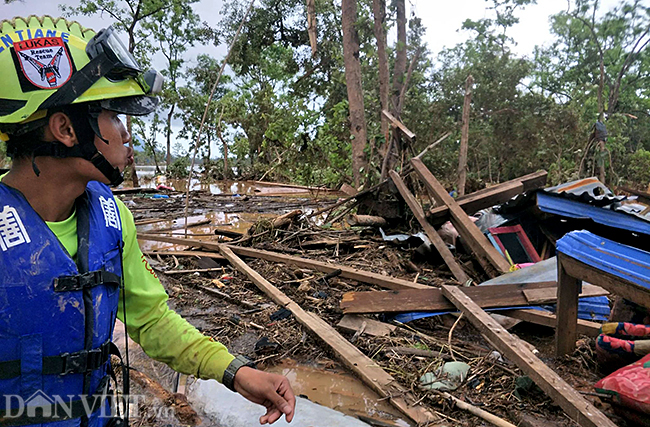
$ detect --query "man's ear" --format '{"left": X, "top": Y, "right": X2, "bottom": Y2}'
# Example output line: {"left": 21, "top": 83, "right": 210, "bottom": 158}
{"left": 47, "top": 112, "right": 78, "bottom": 148}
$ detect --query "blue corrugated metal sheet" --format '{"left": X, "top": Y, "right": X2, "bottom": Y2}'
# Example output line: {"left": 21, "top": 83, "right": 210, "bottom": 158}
{"left": 557, "top": 230, "right": 650, "bottom": 289}
{"left": 393, "top": 301, "right": 609, "bottom": 324}
{"left": 537, "top": 192, "right": 650, "bottom": 236}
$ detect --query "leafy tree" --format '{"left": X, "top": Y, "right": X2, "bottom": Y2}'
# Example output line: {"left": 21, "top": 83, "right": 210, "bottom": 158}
{"left": 61, "top": 0, "right": 174, "bottom": 186}
{"left": 143, "top": 0, "right": 203, "bottom": 166}
{"left": 533, "top": 0, "right": 650, "bottom": 183}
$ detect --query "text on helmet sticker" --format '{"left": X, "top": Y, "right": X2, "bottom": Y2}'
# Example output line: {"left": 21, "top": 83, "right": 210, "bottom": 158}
{"left": 13, "top": 37, "right": 72, "bottom": 90}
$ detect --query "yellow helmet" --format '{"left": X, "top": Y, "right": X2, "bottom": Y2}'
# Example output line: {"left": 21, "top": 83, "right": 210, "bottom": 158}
{"left": 0, "top": 15, "right": 161, "bottom": 128}
{"left": 0, "top": 15, "right": 163, "bottom": 185}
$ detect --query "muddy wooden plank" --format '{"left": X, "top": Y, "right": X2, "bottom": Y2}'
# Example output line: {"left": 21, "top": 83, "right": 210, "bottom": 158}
{"left": 112, "top": 187, "right": 160, "bottom": 195}
{"left": 336, "top": 314, "right": 396, "bottom": 337}
{"left": 146, "top": 219, "right": 212, "bottom": 233}
{"left": 523, "top": 284, "right": 607, "bottom": 304}
{"left": 390, "top": 170, "right": 469, "bottom": 283}
{"left": 428, "top": 181, "right": 523, "bottom": 224}
{"left": 340, "top": 282, "right": 608, "bottom": 314}
{"left": 135, "top": 218, "right": 168, "bottom": 226}
{"left": 561, "top": 254, "right": 650, "bottom": 308}
{"left": 218, "top": 245, "right": 438, "bottom": 425}
{"left": 440, "top": 284, "right": 616, "bottom": 427}
{"left": 428, "top": 170, "right": 549, "bottom": 224}
{"left": 500, "top": 309, "right": 601, "bottom": 337}
{"left": 382, "top": 110, "right": 416, "bottom": 142}
{"left": 411, "top": 157, "right": 511, "bottom": 276}
{"left": 136, "top": 234, "right": 431, "bottom": 290}
{"left": 142, "top": 250, "right": 226, "bottom": 261}
{"left": 164, "top": 268, "right": 223, "bottom": 275}
{"left": 253, "top": 180, "right": 338, "bottom": 192}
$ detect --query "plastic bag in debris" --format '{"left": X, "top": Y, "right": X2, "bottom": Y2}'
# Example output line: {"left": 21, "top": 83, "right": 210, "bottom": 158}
{"left": 379, "top": 228, "right": 441, "bottom": 256}
{"left": 419, "top": 361, "right": 471, "bottom": 391}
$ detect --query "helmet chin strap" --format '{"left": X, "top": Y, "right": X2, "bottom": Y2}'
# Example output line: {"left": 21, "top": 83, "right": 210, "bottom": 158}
{"left": 86, "top": 103, "right": 124, "bottom": 186}
{"left": 30, "top": 103, "right": 124, "bottom": 186}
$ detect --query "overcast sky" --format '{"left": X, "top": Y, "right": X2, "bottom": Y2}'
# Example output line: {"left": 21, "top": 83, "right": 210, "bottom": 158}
{"left": 1, "top": 0, "right": 623, "bottom": 155}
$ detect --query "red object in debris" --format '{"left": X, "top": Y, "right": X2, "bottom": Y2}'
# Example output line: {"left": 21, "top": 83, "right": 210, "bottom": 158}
{"left": 595, "top": 352, "right": 650, "bottom": 426}
{"left": 156, "top": 184, "right": 174, "bottom": 191}
{"left": 221, "top": 275, "right": 233, "bottom": 281}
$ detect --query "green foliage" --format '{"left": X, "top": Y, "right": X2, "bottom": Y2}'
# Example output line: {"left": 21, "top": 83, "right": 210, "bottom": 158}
{"left": 166, "top": 155, "right": 190, "bottom": 178}
{"left": 627, "top": 149, "right": 650, "bottom": 185}
{"left": 55, "top": 0, "right": 650, "bottom": 189}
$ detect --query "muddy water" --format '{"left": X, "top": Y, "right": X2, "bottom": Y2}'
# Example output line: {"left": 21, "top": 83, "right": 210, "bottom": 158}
{"left": 137, "top": 210, "right": 279, "bottom": 252}
{"left": 141, "top": 176, "right": 340, "bottom": 198}
{"left": 267, "top": 360, "right": 412, "bottom": 427}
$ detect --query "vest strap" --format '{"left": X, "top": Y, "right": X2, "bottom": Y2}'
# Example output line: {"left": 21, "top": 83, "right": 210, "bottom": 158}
{"left": 0, "top": 341, "right": 112, "bottom": 380}
{"left": 0, "top": 376, "right": 110, "bottom": 427}
{"left": 53, "top": 271, "right": 121, "bottom": 292}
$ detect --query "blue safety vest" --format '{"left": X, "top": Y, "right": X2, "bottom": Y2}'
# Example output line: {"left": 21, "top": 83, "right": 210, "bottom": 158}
{"left": 0, "top": 181, "right": 123, "bottom": 427}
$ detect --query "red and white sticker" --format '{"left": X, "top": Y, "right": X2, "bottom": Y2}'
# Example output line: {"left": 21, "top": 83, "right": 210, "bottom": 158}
{"left": 13, "top": 37, "right": 72, "bottom": 90}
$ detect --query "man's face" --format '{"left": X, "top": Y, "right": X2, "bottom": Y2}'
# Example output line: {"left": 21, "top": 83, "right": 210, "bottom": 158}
{"left": 93, "top": 109, "right": 133, "bottom": 175}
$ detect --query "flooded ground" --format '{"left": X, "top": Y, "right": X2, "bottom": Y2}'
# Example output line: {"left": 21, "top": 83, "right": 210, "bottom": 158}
{"left": 137, "top": 211, "right": 280, "bottom": 252}
{"left": 137, "top": 174, "right": 341, "bottom": 198}
{"left": 266, "top": 360, "right": 411, "bottom": 427}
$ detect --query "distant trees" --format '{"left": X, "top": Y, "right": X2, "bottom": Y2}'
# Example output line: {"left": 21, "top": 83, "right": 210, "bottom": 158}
{"left": 17, "top": 0, "right": 641, "bottom": 190}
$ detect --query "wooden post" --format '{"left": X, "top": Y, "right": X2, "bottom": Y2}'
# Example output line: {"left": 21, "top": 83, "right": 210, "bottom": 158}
{"left": 441, "top": 285, "right": 617, "bottom": 427}
{"left": 555, "top": 253, "right": 583, "bottom": 356}
{"left": 389, "top": 170, "right": 469, "bottom": 283}
{"left": 458, "top": 75, "right": 474, "bottom": 196}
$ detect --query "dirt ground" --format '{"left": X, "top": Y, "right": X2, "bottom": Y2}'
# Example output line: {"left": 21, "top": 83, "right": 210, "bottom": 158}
{"left": 114, "top": 187, "right": 625, "bottom": 427}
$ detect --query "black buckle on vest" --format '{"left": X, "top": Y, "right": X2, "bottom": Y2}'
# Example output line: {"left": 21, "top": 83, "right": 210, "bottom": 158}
{"left": 54, "top": 270, "right": 121, "bottom": 292}
{"left": 60, "top": 341, "right": 111, "bottom": 375}
{"left": 61, "top": 351, "right": 87, "bottom": 375}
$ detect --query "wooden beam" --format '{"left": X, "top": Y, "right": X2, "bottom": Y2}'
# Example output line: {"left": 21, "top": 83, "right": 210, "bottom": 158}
{"left": 389, "top": 170, "right": 469, "bottom": 283}
{"left": 616, "top": 185, "right": 650, "bottom": 202}
{"left": 164, "top": 268, "right": 223, "bottom": 275}
{"left": 427, "top": 170, "right": 547, "bottom": 225}
{"left": 428, "top": 181, "right": 523, "bottom": 223}
{"left": 135, "top": 218, "right": 168, "bottom": 226}
{"left": 382, "top": 110, "right": 416, "bottom": 142}
{"left": 411, "top": 158, "right": 511, "bottom": 276}
{"left": 440, "top": 285, "right": 617, "bottom": 427}
{"left": 136, "top": 234, "right": 430, "bottom": 290}
{"left": 524, "top": 284, "right": 606, "bottom": 304}
{"left": 341, "top": 282, "right": 607, "bottom": 314}
{"left": 500, "top": 309, "right": 601, "bottom": 337}
{"left": 146, "top": 219, "right": 212, "bottom": 233}
{"left": 560, "top": 254, "right": 650, "bottom": 308}
{"left": 142, "top": 250, "right": 226, "bottom": 260}
{"left": 457, "top": 74, "right": 474, "bottom": 196}
{"left": 229, "top": 245, "right": 431, "bottom": 290}
{"left": 337, "top": 315, "right": 396, "bottom": 337}
{"left": 218, "top": 245, "right": 438, "bottom": 425}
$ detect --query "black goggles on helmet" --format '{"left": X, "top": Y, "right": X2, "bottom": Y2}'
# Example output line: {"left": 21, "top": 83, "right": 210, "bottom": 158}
{"left": 39, "top": 25, "right": 163, "bottom": 111}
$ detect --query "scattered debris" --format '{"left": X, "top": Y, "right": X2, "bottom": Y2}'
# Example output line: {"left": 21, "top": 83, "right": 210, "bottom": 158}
{"left": 122, "top": 169, "right": 650, "bottom": 426}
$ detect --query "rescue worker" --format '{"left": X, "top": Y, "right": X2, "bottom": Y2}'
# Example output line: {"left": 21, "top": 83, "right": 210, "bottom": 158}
{"left": 0, "top": 16, "right": 295, "bottom": 426}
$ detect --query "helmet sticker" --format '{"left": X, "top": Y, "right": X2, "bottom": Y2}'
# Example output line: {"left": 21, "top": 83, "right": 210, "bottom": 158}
{"left": 12, "top": 37, "right": 73, "bottom": 91}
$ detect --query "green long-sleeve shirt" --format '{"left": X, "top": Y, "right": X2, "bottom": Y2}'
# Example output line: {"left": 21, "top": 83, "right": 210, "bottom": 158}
{"left": 46, "top": 195, "right": 235, "bottom": 381}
